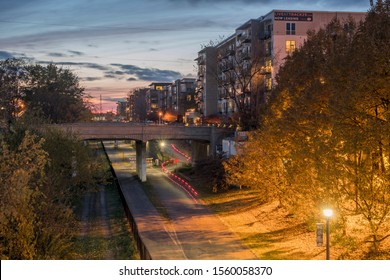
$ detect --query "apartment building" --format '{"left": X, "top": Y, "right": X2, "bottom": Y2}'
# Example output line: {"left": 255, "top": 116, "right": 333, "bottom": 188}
{"left": 146, "top": 82, "right": 171, "bottom": 119}
{"left": 261, "top": 10, "right": 366, "bottom": 84}
{"left": 195, "top": 9, "right": 366, "bottom": 120}
{"left": 127, "top": 79, "right": 196, "bottom": 123}
{"left": 195, "top": 46, "right": 218, "bottom": 117}
{"left": 169, "top": 78, "right": 196, "bottom": 121}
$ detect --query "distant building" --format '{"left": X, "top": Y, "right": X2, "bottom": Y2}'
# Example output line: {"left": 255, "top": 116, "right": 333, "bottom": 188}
{"left": 127, "top": 88, "right": 148, "bottom": 122}
{"left": 126, "top": 79, "right": 196, "bottom": 123}
{"left": 116, "top": 101, "right": 127, "bottom": 117}
{"left": 169, "top": 78, "right": 196, "bottom": 122}
{"left": 146, "top": 82, "right": 171, "bottom": 121}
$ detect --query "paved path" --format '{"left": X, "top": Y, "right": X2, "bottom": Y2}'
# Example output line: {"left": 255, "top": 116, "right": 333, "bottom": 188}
{"left": 104, "top": 141, "right": 256, "bottom": 260}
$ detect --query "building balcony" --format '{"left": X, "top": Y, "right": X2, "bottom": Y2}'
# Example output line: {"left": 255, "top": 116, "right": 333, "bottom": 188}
{"left": 222, "top": 62, "right": 234, "bottom": 72}
{"left": 222, "top": 48, "right": 235, "bottom": 59}
{"left": 197, "top": 57, "right": 205, "bottom": 65}
{"left": 260, "top": 31, "right": 272, "bottom": 40}
{"left": 239, "top": 51, "right": 251, "bottom": 61}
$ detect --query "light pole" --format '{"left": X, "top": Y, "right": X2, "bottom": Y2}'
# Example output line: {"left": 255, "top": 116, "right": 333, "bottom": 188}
{"left": 159, "top": 112, "right": 162, "bottom": 125}
{"left": 323, "top": 208, "right": 333, "bottom": 260}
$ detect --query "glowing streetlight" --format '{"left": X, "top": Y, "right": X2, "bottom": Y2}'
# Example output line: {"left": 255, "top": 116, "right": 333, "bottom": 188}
{"left": 158, "top": 112, "right": 163, "bottom": 125}
{"left": 323, "top": 208, "right": 333, "bottom": 260}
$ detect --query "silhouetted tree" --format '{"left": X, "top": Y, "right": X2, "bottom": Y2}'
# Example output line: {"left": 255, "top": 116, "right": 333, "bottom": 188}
{"left": 0, "top": 59, "right": 27, "bottom": 133}
{"left": 23, "top": 63, "right": 92, "bottom": 123}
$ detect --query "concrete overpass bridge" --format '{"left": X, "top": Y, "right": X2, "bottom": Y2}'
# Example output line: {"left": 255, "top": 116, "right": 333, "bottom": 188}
{"left": 52, "top": 123, "right": 234, "bottom": 182}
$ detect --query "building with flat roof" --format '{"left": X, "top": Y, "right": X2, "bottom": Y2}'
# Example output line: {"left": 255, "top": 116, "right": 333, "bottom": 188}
{"left": 195, "top": 9, "right": 366, "bottom": 122}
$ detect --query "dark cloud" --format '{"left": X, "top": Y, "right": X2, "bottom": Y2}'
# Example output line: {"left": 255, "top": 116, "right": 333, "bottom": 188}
{"left": 0, "top": 51, "right": 14, "bottom": 59}
{"left": 82, "top": 77, "right": 102, "bottom": 81}
{"left": 48, "top": 52, "right": 66, "bottom": 57}
{"left": 68, "top": 50, "right": 85, "bottom": 56}
{"left": 106, "top": 70, "right": 126, "bottom": 76}
{"left": 0, "top": 51, "right": 31, "bottom": 60}
{"left": 167, "top": 0, "right": 270, "bottom": 3}
{"left": 127, "top": 77, "right": 137, "bottom": 81}
{"left": 0, "top": 0, "right": 42, "bottom": 12}
{"left": 111, "top": 63, "right": 181, "bottom": 82}
{"left": 167, "top": 0, "right": 366, "bottom": 5}
{"left": 53, "top": 61, "right": 110, "bottom": 71}
{"left": 102, "top": 97, "right": 126, "bottom": 103}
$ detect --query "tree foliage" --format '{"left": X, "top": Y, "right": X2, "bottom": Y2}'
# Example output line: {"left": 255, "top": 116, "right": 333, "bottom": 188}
{"left": 224, "top": 1, "right": 390, "bottom": 256}
{"left": 216, "top": 39, "right": 267, "bottom": 130}
{"left": 0, "top": 132, "right": 75, "bottom": 259}
{"left": 23, "top": 63, "right": 92, "bottom": 123}
{"left": 194, "top": 155, "right": 228, "bottom": 193}
{"left": 0, "top": 59, "right": 27, "bottom": 133}
{"left": 0, "top": 121, "right": 106, "bottom": 259}
{"left": 0, "top": 59, "right": 92, "bottom": 128}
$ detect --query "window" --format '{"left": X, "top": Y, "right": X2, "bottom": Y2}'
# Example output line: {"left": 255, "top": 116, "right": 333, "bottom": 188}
{"left": 286, "top": 23, "right": 296, "bottom": 35}
{"left": 266, "top": 41, "right": 272, "bottom": 56}
{"left": 286, "top": 40, "right": 296, "bottom": 55}
{"left": 266, "top": 78, "right": 272, "bottom": 91}
{"left": 265, "top": 60, "right": 272, "bottom": 73}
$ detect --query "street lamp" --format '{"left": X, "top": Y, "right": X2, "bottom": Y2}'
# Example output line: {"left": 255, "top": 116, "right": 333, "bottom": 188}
{"left": 323, "top": 208, "right": 333, "bottom": 260}
{"left": 159, "top": 112, "right": 162, "bottom": 125}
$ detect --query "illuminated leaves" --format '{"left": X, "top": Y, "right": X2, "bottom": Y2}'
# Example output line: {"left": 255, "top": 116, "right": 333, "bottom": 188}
{"left": 226, "top": 2, "right": 390, "bottom": 256}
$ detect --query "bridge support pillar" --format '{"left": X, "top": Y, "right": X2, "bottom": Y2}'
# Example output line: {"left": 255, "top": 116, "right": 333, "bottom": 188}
{"left": 136, "top": 140, "right": 147, "bottom": 182}
{"left": 191, "top": 140, "right": 209, "bottom": 165}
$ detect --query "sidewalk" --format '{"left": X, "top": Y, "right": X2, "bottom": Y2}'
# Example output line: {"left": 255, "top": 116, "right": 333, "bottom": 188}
{"left": 104, "top": 141, "right": 256, "bottom": 260}
{"left": 104, "top": 142, "right": 186, "bottom": 259}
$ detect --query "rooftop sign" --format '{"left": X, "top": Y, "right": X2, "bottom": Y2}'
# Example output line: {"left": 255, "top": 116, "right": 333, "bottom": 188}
{"left": 274, "top": 11, "right": 313, "bottom": 21}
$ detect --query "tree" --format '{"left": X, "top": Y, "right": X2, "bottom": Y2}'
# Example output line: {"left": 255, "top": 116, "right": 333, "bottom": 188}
{"left": 225, "top": 1, "right": 390, "bottom": 257}
{"left": 0, "top": 59, "right": 27, "bottom": 133}
{"left": 216, "top": 39, "right": 267, "bottom": 130}
{"left": 0, "top": 132, "right": 77, "bottom": 259}
{"left": 22, "top": 63, "right": 92, "bottom": 123}
{"left": 194, "top": 155, "right": 228, "bottom": 193}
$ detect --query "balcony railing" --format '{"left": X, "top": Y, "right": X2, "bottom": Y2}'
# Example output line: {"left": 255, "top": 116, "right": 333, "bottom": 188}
{"left": 239, "top": 51, "right": 251, "bottom": 61}
{"left": 260, "top": 31, "right": 272, "bottom": 40}
{"left": 221, "top": 62, "right": 234, "bottom": 72}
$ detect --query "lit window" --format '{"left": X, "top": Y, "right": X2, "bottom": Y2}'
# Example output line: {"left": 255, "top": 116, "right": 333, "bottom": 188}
{"left": 286, "top": 23, "right": 296, "bottom": 35}
{"left": 266, "top": 60, "right": 272, "bottom": 73}
{"left": 266, "top": 78, "right": 272, "bottom": 91}
{"left": 286, "top": 40, "right": 296, "bottom": 55}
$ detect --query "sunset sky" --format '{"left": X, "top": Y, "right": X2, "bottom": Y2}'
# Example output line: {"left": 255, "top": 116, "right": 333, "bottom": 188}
{"left": 0, "top": 0, "right": 369, "bottom": 112}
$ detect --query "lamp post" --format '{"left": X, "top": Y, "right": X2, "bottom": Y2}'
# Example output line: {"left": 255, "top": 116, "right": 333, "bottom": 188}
{"left": 159, "top": 112, "right": 162, "bottom": 125}
{"left": 323, "top": 208, "right": 333, "bottom": 260}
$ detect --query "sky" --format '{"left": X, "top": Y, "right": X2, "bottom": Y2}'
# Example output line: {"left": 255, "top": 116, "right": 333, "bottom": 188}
{"left": 0, "top": 0, "right": 370, "bottom": 112}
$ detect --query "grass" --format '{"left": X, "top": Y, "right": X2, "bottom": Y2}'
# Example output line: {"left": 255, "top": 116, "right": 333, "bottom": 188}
{"left": 183, "top": 168, "right": 390, "bottom": 259}
{"left": 72, "top": 141, "right": 138, "bottom": 260}
{"left": 176, "top": 168, "right": 334, "bottom": 260}
{"left": 73, "top": 182, "right": 138, "bottom": 260}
